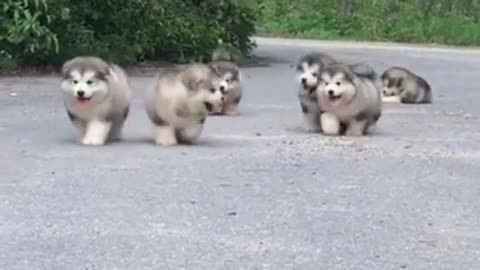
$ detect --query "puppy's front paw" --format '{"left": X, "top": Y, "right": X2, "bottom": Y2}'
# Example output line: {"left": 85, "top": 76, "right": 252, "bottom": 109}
{"left": 345, "top": 120, "right": 367, "bottom": 137}
{"left": 154, "top": 126, "right": 177, "bottom": 146}
{"left": 81, "top": 120, "right": 111, "bottom": 146}
{"left": 382, "top": 95, "right": 401, "bottom": 104}
{"left": 320, "top": 113, "right": 340, "bottom": 136}
{"left": 155, "top": 136, "right": 177, "bottom": 146}
{"left": 81, "top": 135, "right": 107, "bottom": 146}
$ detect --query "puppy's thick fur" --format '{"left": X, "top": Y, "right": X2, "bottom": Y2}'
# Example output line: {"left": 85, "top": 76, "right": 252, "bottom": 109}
{"left": 317, "top": 64, "right": 382, "bottom": 136}
{"left": 381, "top": 66, "right": 432, "bottom": 104}
{"left": 209, "top": 61, "right": 243, "bottom": 115}
{"left": 295, "top": 53, "right": 338, "bottom": 132}
{"left": 145, "top": 63, "right": 223, "bottom": 146}
{"left": 61, "top": 56, "right": 131, "bottom": 145}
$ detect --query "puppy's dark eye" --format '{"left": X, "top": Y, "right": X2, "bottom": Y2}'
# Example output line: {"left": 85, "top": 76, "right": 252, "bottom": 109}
{"left": 312, "top": 73, "right": 318, "bottom": 77}
{"left": 336, "top": 82, "right": 341, "bottom": 86}
{"left": 73, "top": 80, "right": 78, "bottom": 84}
{"left": 226, "top": 79, "right": 231, "bottom": 83}
{"left": 324, "top": 82, "right": 328, "bottom": 86}
{"left": 209, "top": 88, "right": 216, "bottom": 93}
{"left": 86, "top": 80, "right": 93, "bottom": 85}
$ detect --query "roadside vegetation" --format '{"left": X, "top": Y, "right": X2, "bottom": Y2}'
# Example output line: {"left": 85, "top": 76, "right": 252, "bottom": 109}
{"left": 250, "top": 0, "right": 480, "bottom": 46}
{"left": 0, "top": 0, "right": 256, "bottom": 70}
{"left": 1, "top": 0, "right": 479, "bottom": 72}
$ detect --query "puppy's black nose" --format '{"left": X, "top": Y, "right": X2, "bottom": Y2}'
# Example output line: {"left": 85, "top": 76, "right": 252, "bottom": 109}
{"left": 77, "top": 90, "right": 85, "bottom": 97}
{"left": 328, "top": 90, "right": 334, "bottom": 96}
{"left": 301, "top": 78, "right": 307, "bottom": 84}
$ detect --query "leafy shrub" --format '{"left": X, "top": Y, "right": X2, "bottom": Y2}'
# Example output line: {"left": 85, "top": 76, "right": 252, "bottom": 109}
{"left": 0, "top": 0, "right": 257, "bottom": 69}
{"left": 251, "top": 0, "right": 480, "bottom": 46}
{"left": 0, "top": 0, "right": 59, "bottom": 66}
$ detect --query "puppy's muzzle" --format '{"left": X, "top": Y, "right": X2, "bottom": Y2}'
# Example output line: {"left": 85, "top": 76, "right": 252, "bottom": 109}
{"left": 327, "top": 90, "right": 341, "bottom": 100}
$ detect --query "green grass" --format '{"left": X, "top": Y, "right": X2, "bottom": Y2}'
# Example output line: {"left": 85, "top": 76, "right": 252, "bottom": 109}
{"left": 247, "top": 0, "right": 480, "bottom": 46}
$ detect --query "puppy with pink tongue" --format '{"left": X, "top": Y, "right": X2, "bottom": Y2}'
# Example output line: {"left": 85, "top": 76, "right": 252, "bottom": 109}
{"left": 316, "top": 63, "right": 382, "bottom": 137}
{"left": 61, "top": 56, "right": 131, "bottom": 145}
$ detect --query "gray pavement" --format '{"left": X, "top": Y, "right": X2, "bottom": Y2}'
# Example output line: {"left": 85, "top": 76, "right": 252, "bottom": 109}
{"left": 1, "top": 37, "right": 480, "bottom": 270}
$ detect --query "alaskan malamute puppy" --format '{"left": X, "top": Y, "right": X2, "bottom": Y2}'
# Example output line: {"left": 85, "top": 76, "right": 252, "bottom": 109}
{"left": 145, "top": 63, "right": 223, "bottom": 146}
{"left": 381, "top": 66, "right": 432, "bottom": 104}
{"left": 317, "top": 63, "right": 382, "bottom": 136}
{"left": 61, "top": 56, "right": 131, "bottom": 145}
{"left": 295, "top": 53, "right": 338, "bottom": 132}
{"left": 208, "top": 61, "right": 243, "bottom": 115}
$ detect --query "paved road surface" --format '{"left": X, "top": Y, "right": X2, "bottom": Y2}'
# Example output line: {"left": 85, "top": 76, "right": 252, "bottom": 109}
{"left": 1, "top": 37, "right": 480, "bottom": 270}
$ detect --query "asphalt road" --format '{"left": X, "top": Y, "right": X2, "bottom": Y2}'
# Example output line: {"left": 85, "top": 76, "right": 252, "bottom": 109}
{"left": 1, "top": 37, "right": 480, "bottom": 270}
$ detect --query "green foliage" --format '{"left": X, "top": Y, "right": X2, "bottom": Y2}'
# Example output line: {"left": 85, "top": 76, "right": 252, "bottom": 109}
{"left": 251, "top": 0, "right": 480, "bottom": 46}
{"left": 0, "top": 0, "right": 257, "bottom": 69}
{"left": 0, "top": 0, "right": 58, "bottom": 61}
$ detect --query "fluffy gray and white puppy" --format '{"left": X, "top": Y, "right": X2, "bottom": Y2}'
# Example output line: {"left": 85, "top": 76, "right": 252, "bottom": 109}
{"left": 295, "top": 53, "right": 381, "bottom": 132}
{"left": 61, "top": 56, "right": 131, "bottom": 145}
{"left": 295, "top": 53, "right": 338, "bottom": 132}
{"left": 208, "top": 60, "right": 243, "bottom": 115}
{"left": 381, "top": 66, "right": 432, "bottom": 104}
{"left": 317, "top": 63, "right": 382, "bottom": 136}
{"left": 145, "top": 63, "right": 223, "bottom": 146}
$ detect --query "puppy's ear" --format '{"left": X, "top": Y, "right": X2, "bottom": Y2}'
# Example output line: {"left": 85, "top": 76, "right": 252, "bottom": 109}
{"left": 61, "top": 59, "right": 74, "bottom": 79}
{"left": 182, "top": 75, "right": 204, "bottom": 91}
{"left": 95, "top": 66, "right": 111, "bottom": 81}
{"left": 207, "top": 63, "right": 220, "bottom": 76}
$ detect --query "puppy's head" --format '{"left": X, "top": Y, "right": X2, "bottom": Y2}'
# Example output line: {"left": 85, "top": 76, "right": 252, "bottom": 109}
{"left": 317, "top": 64, "right": 357, "bottom": 107}
{"left": 181, "top": 64, "right": 223, "bottom": 113}
{"left": 382, "top": 77, "right": 402, "bottom": 96}
{"left": 209, "top": 61, "right": 241, "bottom": 97}
{"left": 61, "top": 57, "right": 111, "bottom": 107}
{"left": 296, "top": 61, "right": 321, "bottom": 92}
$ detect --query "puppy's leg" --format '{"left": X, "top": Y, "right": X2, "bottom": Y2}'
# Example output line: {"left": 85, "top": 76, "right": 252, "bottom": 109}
{"left": 67, "top": 111, "right": 87, "bottom": 143}
{"left": 108, "top": 108, "right": 129, "bottom": 141}
{"left": 109, "top": 121, "right": 125, "bottom": 141}
{"left": 345, "top": 120, "right": 368, "bottom": 136}
{"left": 81, "top": 119, "right": 112, "bottom": 145}
{"left": 154, "top": 125, "right": 177, "bottom": 146}
{"left": 303, "top": 111, "right": 320, "bottom": 132}
{"left": 320, "top": 112, "right": 340, "bottom": 136}
{"left": 176, "top": 123, "right": 204, "bottom": 144}
{"left": 70, "top": 121, "right": 86, "bottom": 143}
{"left": 223, "top": 96, "right": 241, "bottom": 116}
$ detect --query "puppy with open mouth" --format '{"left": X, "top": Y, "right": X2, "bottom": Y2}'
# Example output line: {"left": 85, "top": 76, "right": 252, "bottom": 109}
{"left": 208, "top": 61, "right": 243, "bottom": 115}
{"left": 316, "top": 63, "right": 382, "bottom": 136}
{"left": 61, "top": 56, "right": 131, "bottom": 145}
{"left": 145, "top": 63, "right": 223, "bottom": 146}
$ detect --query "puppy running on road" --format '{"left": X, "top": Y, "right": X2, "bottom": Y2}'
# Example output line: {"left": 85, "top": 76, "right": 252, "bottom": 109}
{"left": 145, "top": 63, "right": 223, "bottom": 146}
{"left": 317, "top": 63, "right": 382, "bottom": 136}
{"left": 61, "top": 56, "right": 131, "bottom": 145}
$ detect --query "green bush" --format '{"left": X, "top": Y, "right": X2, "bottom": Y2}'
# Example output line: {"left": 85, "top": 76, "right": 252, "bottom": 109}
{"left": 0, "top": 0, "right": 256, "bottom": 69}
{"left": 251, "top": 0, "right": 480, "bottom": 46}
